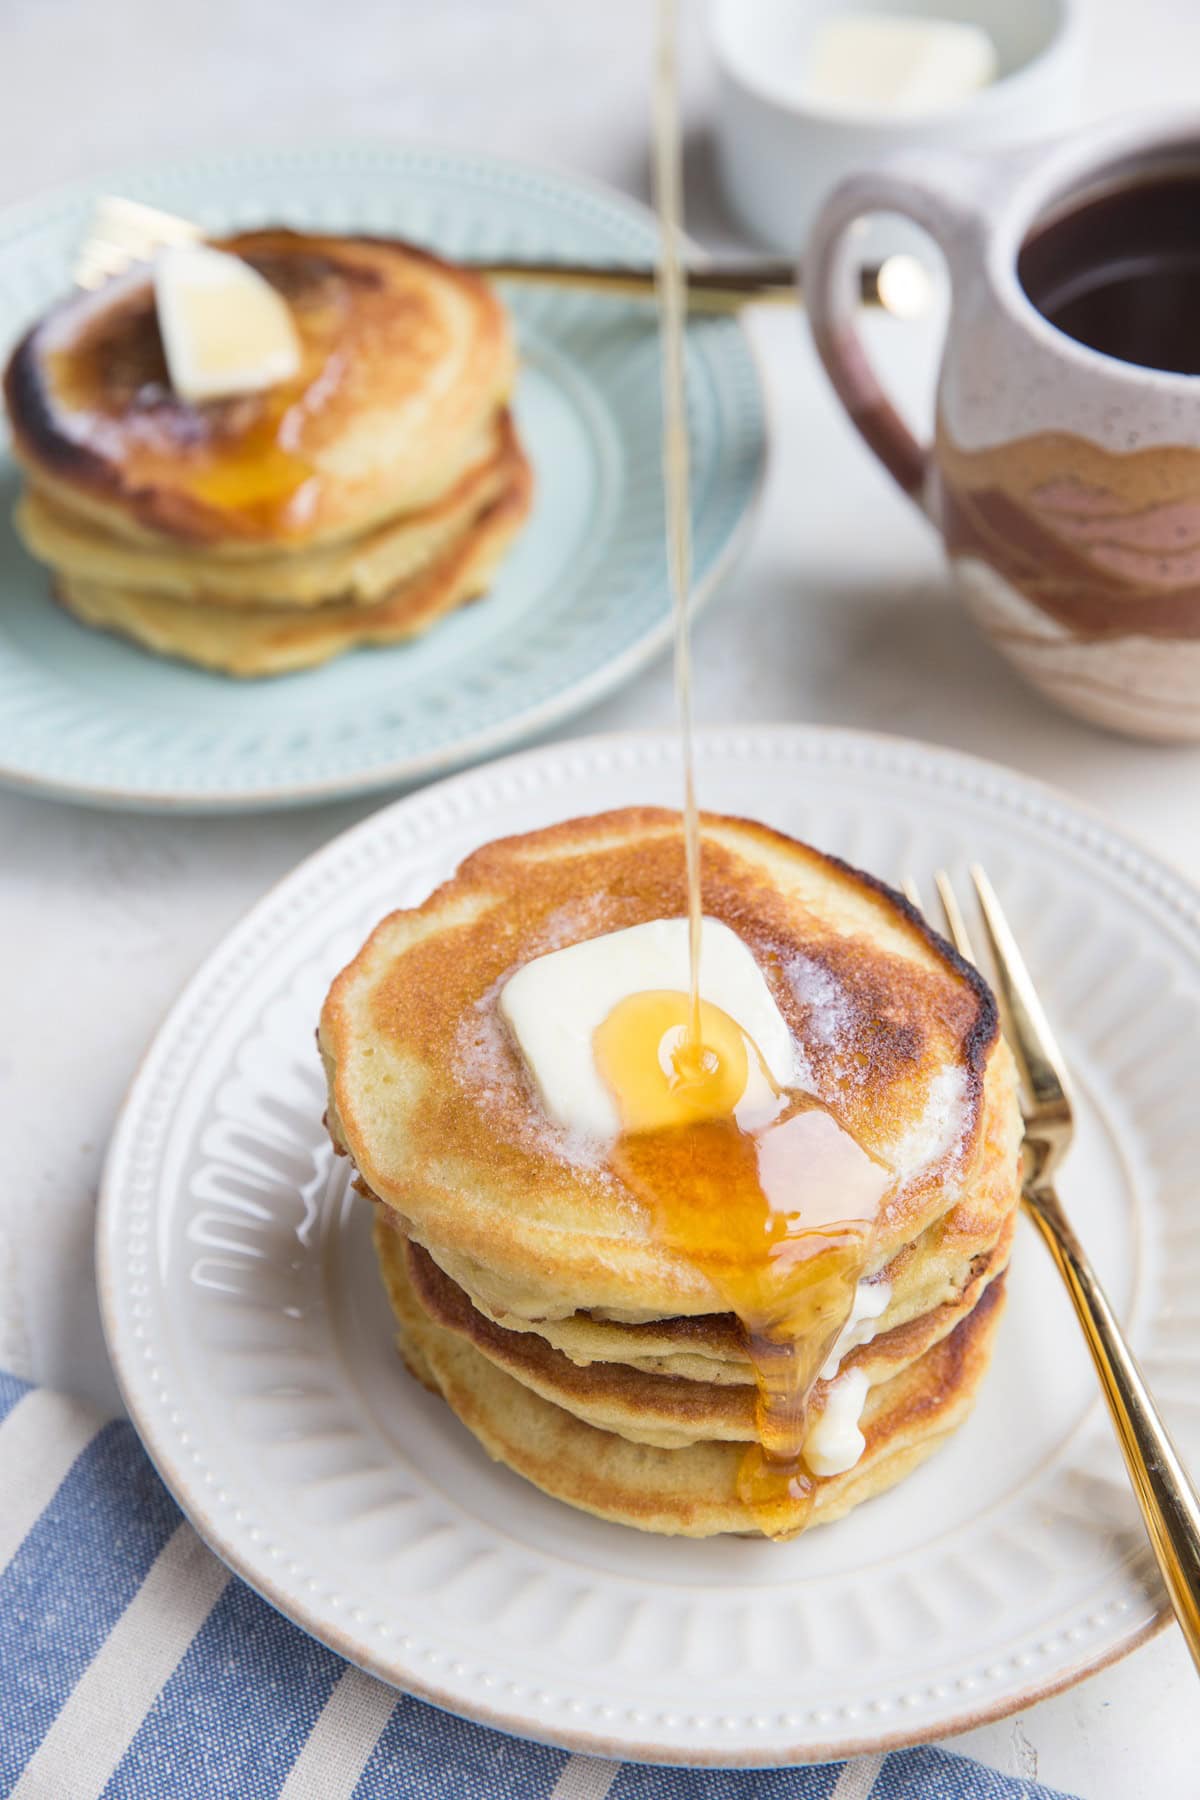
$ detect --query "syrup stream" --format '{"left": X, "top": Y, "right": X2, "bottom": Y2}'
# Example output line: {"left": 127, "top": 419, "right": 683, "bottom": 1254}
{"left": 652, "top": 0, "right": 704, "bottom": 1057}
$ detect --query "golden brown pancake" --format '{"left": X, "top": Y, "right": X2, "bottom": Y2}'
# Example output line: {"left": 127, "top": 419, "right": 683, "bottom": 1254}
{"left": 53, "top": 437, "right": 532, "bottom": 676}
{"left": 391, "top": 1217, "right": 1013, "bottom": 1448}
{"left": 320, "top": 808, "right": 1019, "bottom": 1325}
{"left": 378, "top": 1223, "right": 1009, "bottom": 1538}
{"left": 4, "top": 229, "right": 515, "bottom": 550}
{"left": 14, "top": 414, "right": 513, "bottom": 609}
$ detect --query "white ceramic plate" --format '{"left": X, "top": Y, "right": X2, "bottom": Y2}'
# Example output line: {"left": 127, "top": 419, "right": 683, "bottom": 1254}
{"left": 98, "top": 726, "right": 1196, "bottom": 1765}
{"left": 0, "top": 144, "right": 763, "bottom": 811}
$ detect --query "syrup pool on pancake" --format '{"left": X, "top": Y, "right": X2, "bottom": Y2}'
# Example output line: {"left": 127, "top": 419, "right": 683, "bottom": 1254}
{"left": 499, "top": 918, "right": 896, "bottom": 1537}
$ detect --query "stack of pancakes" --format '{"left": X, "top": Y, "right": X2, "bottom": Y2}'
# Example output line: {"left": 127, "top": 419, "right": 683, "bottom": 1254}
{"left": 319, "top": 808, "right": 1023, "bottom": 1539}
{"left": 4, "top": 229, "right": 531, "bottom": 676}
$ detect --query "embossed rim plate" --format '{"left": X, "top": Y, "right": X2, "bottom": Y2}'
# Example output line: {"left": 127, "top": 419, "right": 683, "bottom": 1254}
{"left": 0, "top": 144, "right": 764, "bottom": 812}
{"left": 98, "top": 726, "right": 1197, "bottom": 1764}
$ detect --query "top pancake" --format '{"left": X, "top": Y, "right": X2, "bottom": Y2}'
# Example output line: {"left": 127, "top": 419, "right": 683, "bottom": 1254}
{"left": 321, "top": 808, "right": 1013, "bottom": 1323}
{"left": 4, "top": 230, "right": 515, "bottom": 551}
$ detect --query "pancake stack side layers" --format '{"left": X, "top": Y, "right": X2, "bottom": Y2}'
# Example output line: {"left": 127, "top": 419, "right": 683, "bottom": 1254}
{"left": 4, "top": 230, "right": 531, "bottom": 675}
{"left": 319, "top": 808, "right": 1024, "bottom": 1539}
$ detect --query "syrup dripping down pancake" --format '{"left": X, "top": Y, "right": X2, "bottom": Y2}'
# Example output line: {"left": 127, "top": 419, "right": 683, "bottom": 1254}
{"left": 14, "top": 414, "right": 511, "bottom": 610}
{"left": 391, "top": 1217, "right": 1014, "bottom": 1450}
{"left": 423, "top": 1142, "right": 1019, "bottom": 1388}
{"left": 50, "top": 433, "right": 532, "bottom": 677}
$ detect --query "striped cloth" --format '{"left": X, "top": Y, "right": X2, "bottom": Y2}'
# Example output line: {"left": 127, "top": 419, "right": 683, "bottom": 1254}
{"left": 0, "top": 1370, "right": 1080, "bottom": 1800}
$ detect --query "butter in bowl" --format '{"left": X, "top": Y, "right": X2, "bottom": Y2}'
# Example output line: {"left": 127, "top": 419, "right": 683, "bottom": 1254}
{"left": 710, "top": 0, "right": 1084, "bottom": 252}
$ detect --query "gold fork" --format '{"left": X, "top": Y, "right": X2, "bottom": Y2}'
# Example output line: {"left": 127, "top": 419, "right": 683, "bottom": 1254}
{"left": 905, "top": 865, "right": 1200, "bottom": 1673}
{"left": 72, "top": 193, "right": 931, "bottom": 316}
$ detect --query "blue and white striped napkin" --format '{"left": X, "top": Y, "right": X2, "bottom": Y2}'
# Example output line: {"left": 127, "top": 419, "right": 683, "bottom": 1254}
{"left": 0, "top": 1369, "right": 1080, "bottom": 1800}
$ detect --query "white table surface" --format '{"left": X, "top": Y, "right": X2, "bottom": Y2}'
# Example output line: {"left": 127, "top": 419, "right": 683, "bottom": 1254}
{"left": 2, "top": 1, "right": 1197, "bottom": 1792}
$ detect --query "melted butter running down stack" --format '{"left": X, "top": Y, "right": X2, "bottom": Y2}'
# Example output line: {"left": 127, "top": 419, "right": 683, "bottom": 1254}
{"left": 319, "top": 809, "right": 1023, "bottom": 1538}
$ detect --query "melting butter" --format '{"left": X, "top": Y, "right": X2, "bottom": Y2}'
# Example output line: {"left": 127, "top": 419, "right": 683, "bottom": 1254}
{"left": 805, "top": 1369, "right": 871, "bottom": 1477}
{"left": 821, "top": 1276, "right": 891, "bottom": 1380}
{"left": 154, "top": 243, "right": 301, "bottom": 404}
{"left": 498, "top": 917, "right": 798, "bottom": 1141}
{"left": 805, "top": 13, "right": 997, "bottom": 117}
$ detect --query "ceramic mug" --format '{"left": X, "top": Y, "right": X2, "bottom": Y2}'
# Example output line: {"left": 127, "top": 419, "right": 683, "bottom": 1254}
{"left": 806, "top": 114, "right": 1200, "bottom": 742}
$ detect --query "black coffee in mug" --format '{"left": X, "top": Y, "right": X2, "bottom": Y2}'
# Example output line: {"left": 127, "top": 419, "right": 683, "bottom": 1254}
{"left": 1018, "top": 172, "right": 1200, "bottom": 375}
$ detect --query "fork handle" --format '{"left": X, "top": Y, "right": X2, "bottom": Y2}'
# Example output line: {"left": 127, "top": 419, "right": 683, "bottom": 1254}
{"left": 467, "top": 258, "right": 890, "bottom": 314}
{"left": 1024, "top": 1181, "right": 1200, "bottom": 1671}
{"left": 470, "top": 257, "right": 796, "bottom": 309}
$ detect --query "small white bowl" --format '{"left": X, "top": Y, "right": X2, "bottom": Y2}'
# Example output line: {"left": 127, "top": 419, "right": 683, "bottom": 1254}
{"left": 710, "top": 0, "right": 1085, "bottom": 253}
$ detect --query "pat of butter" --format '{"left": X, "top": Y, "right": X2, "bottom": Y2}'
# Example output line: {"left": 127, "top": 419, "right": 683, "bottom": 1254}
{"left": 805, "top": 13, "right": 997, "bottom": 117}
{"left": 499, "top": 917, "right": 798, "bottom": 1141}
{"left": 806, "top": 1367, "right": 871, "bottom": 1477}
{"left": 154, "top": 243, "right": 301, "bottom": 404}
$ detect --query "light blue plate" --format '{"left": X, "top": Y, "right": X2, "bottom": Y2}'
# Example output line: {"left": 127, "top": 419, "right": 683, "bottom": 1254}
{"left": 0, "top": 144, "right": 766, "bottom": 811}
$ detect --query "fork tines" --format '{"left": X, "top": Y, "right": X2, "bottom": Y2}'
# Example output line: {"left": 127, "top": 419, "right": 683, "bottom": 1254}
{"left": 905, "top": 864, "right": 1074, "bottom": 1185}
{"left": 74, "top": 195, "right": 201, "bottom": 291}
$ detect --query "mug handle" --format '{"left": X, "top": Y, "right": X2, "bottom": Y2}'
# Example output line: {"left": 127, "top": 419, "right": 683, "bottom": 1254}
{"left": 805, "top": 150, "right": 1013, "bottom": 511}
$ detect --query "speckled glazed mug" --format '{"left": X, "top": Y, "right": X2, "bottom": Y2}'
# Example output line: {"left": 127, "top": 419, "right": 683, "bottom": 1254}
{"left": 806, "top": 115, "right": 1200, "bottom": 742}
